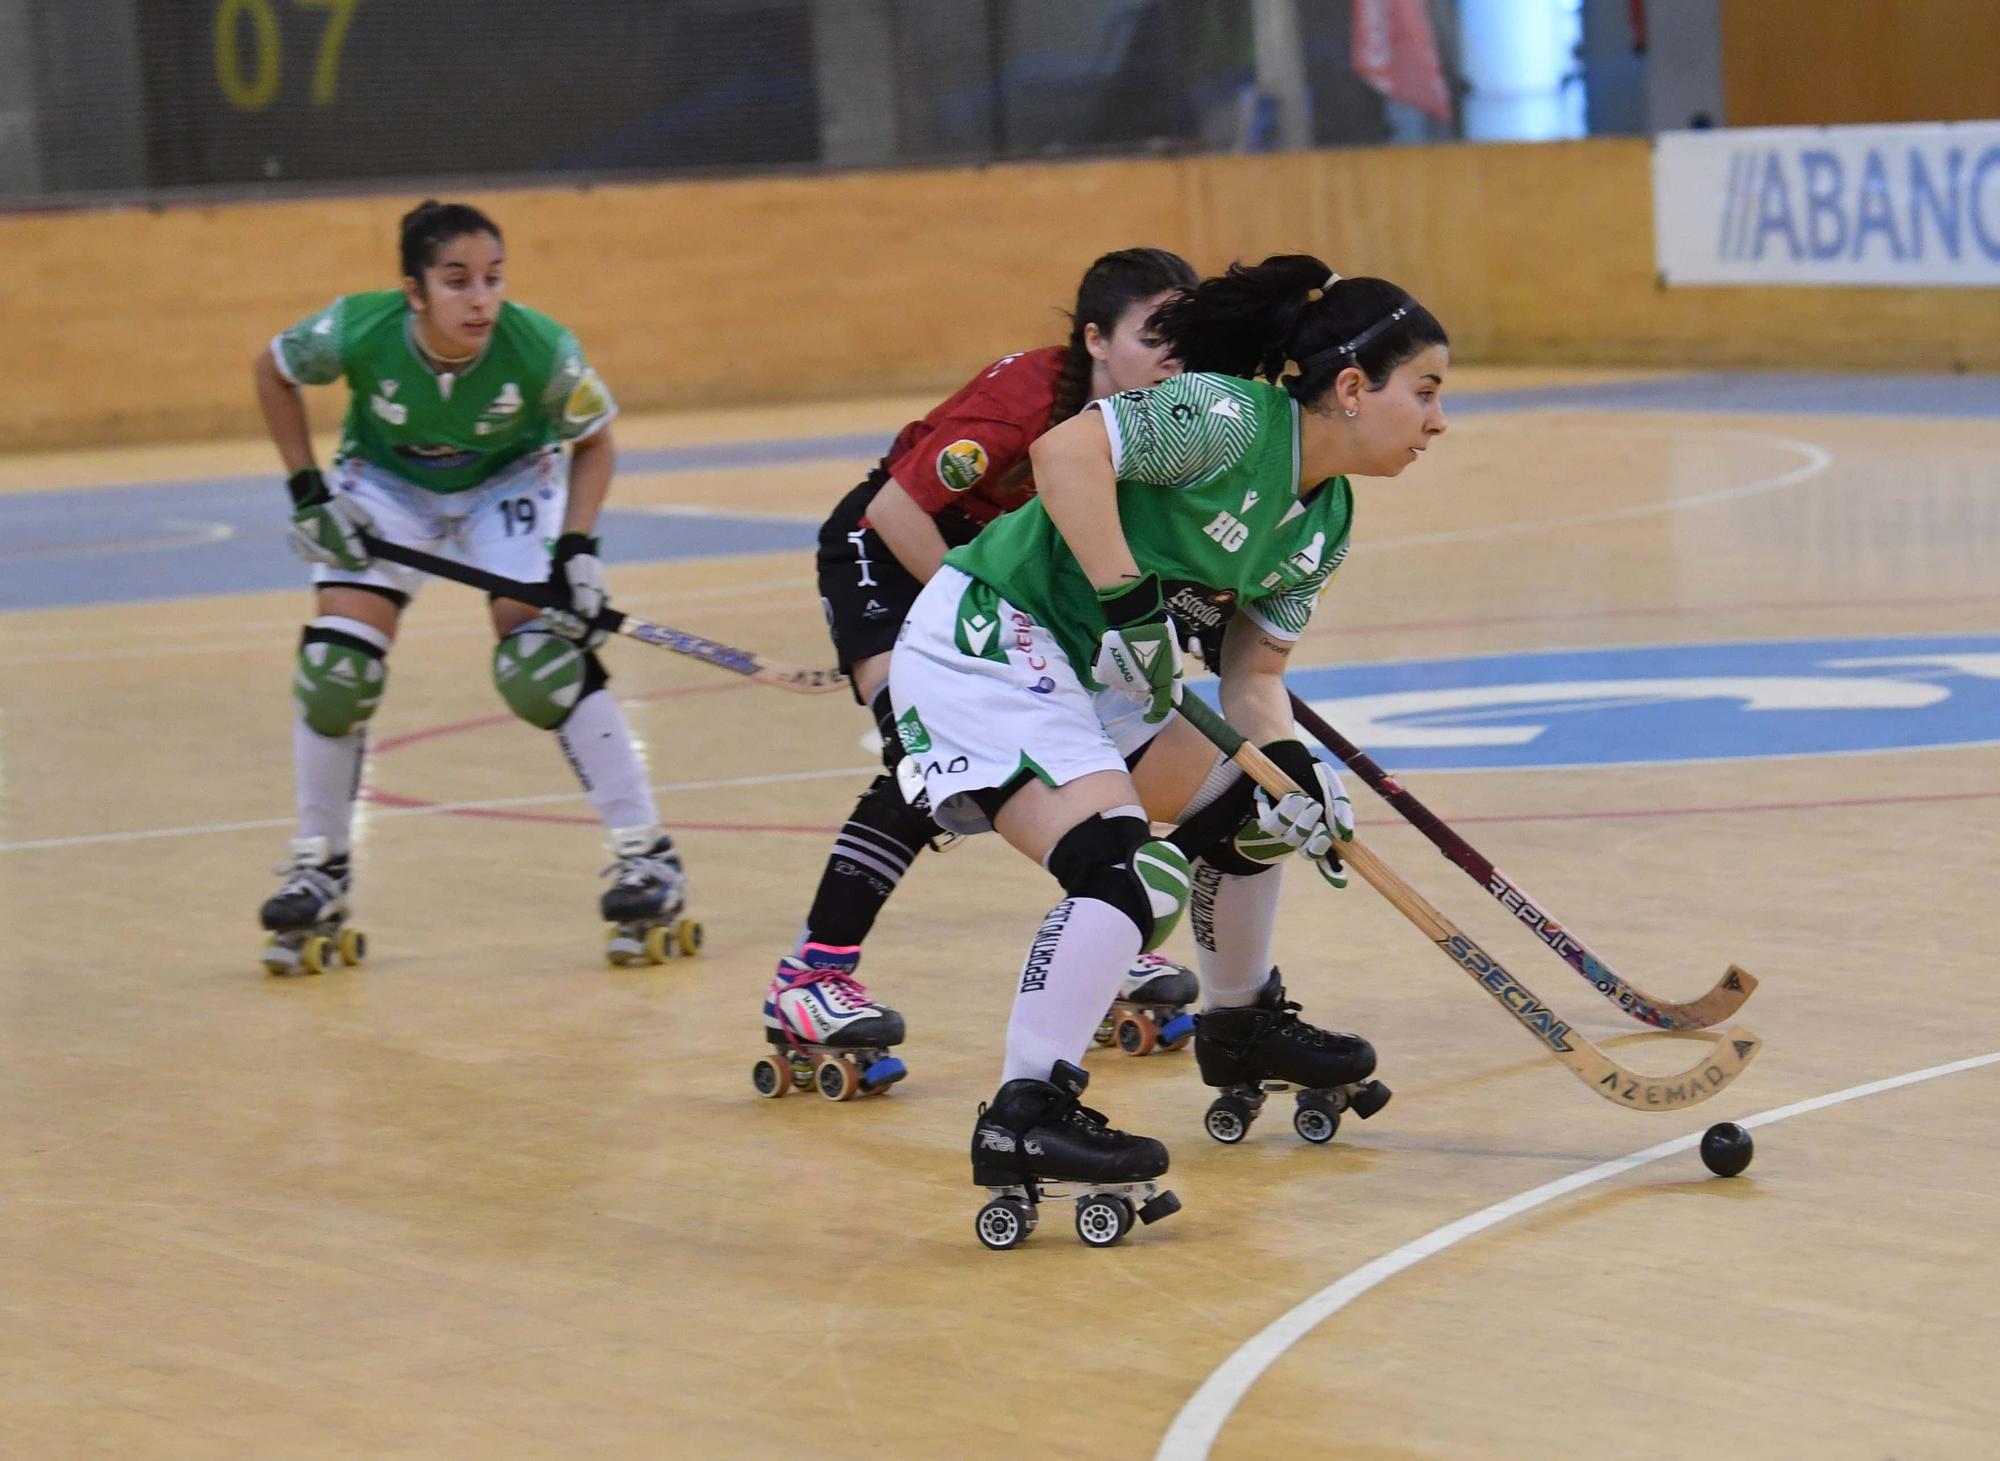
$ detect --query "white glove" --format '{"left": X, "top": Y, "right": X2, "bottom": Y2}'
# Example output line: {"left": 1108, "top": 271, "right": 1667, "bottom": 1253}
{"left": 1091, "top": 574, "right": 1183, "bottom": 725}
{"left": 285, "top": 469, "right": 373, "bottom": 570}
{"left": 1233, "top": 758, "right": 1354, "bottom": 888}
{"left": 546, "top": 532, "right": 609, "bottom": 648}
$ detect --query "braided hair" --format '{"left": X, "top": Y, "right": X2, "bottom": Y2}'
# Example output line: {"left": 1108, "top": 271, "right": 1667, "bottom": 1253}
{"left": 1149, "top": 253, "right": 1446, "bottom": 405}
{"left": 1047, "top": 247, "right": 1199, "bottom": 430}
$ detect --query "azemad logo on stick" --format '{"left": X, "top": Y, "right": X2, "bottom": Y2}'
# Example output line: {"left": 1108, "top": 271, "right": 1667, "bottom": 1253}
{"left": 1266, "top": 636, "right": 2000, "bottom": 772}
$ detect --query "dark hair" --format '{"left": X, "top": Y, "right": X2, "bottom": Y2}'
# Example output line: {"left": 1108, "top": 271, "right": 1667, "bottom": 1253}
{"left": 1049, "top": 247, "right": 1200, "bottom": 428}
{"left": 1149, "top": 253, "right": 1446, "bottom": 404}
{"left": 399, "top": 199, "right": 503, "bottom": 280}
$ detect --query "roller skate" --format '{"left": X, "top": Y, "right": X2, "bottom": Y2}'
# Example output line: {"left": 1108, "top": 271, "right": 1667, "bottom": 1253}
{"left": 752, "top": 944, "right": 908, "bottom": 1101}
{"left": 602, "top": 826, "right": 702, "bottom": 965}
{"left": 1194, "top": 969, "right": 1391, "bottom": 1146}
{"left": 1094, "top": 953, "right": 1199, "bottom": 1056}
{"left": 970, "top": 1059, "right": 1180, "bottom": 1250}
{"left": 259, "top": 836, "right": 364, "bottom": 976}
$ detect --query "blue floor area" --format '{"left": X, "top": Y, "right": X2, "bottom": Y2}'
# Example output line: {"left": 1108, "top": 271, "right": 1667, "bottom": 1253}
{"left": 4, "top": 372, "right": 1993, "bottom": 613}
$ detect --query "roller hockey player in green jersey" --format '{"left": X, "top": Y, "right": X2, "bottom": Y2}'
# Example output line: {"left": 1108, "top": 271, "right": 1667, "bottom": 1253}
{"left": 890, "top": 255, "right": 1449, "bottom": 1246}
{"left": 251, "top": 200, "right": 688, "bottom": 975}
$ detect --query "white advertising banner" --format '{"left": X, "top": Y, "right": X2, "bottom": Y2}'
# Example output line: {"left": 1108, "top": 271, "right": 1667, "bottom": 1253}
{"left": 1653, "top": 120, "right": 2000, "bottom": 287}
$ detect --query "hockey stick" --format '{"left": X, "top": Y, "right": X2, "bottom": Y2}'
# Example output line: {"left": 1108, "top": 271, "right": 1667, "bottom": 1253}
{"left": 355, "top": 534, "right": 849, "bottom": 695}
{"left": 1175, "top": 694, "right": 1761, "bottom": 1112}
{"left": 1287, "top": 692, "right": 1755, "bottom": 1032}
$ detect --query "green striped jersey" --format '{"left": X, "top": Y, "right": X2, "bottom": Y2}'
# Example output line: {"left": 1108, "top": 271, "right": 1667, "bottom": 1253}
{"left": 943, "top": 373, "right": 1351, "bottom": 683}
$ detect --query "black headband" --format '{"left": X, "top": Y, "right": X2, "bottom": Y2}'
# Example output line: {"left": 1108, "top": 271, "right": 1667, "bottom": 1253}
{"left": 1299, "top": 304, "right": 1412, "bottom": 375}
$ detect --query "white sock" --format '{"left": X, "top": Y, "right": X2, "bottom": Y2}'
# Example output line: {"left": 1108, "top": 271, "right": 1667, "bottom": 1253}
{"left": 1191, "top": 858, "right": 1283, "bottom": 1009}
{"left": 556, "top": 689, "right": 660, "bottom": 831}
{"left": 1000, "top": 897, "right": 1142, "bottom": 1084}
{"left": 294, "top": 717, "right": 365, "bottom": 858}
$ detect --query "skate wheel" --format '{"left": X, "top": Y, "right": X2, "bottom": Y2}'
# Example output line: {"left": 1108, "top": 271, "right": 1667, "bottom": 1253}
{"left": 642, "top": 924, "right": 675, "bottom": 964}
{"left": 1137, "top": 1189, "right": 1181, "bottom": 1225}
{"left": 604, "top": 929, "right": 645, "bottom": 967}
{"left": 751, "top": 1055, "right": 792, "bottom": 1098}
{"left": 1115, "top": 1012, "right": 1159, "bottom": 1057}
{"left": 859, "top": 1054, "right": 907, "bottom": 1092}
{"left": 815, "top": 1056, "right": 860, "bottom": 1102}
{"left": 1293, "top": 1097, "right": 1341, "bottom": 1145}
{"left": 260, "top": 936, "right": 301, "bottom": 977}
{"left": 1349, "top": 1080, "right": 1392, "bottom": 1120}
{"left": 1074, "top": 1194, "right": 1131, "bottom": 1248}
{"left": 675, "top": 919, "right": 704, "bottom": 957}
{"left": 337, "top": 926, "right": 367, "bottom": 966}
{"left": 300, "top": 935, "right": 335, "bottom": 976}
{"left": 1158, "top": 1012, "right": 1196, "bottom": 1050}
{"left": 1092, "top": 1016, "right": 1115, "bottom": 1048}
{"left": 1205, "top": 1095, "right": 1253, "bottom": 1145}
{"left": 975, "top": 1198, "right": 1034, "bottom": 1251}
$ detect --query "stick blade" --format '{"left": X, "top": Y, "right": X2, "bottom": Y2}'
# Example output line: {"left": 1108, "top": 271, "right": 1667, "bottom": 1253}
{"left": 1654, "top": 964, "right": 1759, "bottom": 1031}
{"left": 1575, "top": 1025, "right": 1763, "bottom": 1112}
{"left": 754, "top": 664, "right": 852, "bottom": 695}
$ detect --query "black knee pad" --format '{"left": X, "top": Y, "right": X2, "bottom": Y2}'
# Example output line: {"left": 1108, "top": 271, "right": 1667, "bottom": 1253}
{"left": 1045, "top": 812, "right": 1196, "bottom": 954}
{"left": 1048, "top": 813, "right": 1156, "bottom": 942}
{"left": 855, "top": 770, "right": 940, "bottom": 847}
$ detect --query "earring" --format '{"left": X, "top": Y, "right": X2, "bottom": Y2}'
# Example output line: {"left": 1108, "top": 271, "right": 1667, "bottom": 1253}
{"left": 1344, "top": 407, "right": 1357, "bottom": 419}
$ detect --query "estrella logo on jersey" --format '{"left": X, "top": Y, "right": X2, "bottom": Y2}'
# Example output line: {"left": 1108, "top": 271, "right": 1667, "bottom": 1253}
{"left": 563, "top": 369, "right": 612, "bottom": 428}
{"left": 370, "top": 392, "right": 408, "bottom": 426}
{"left": 937, "top": 439, "right": 989, "bottom": 493}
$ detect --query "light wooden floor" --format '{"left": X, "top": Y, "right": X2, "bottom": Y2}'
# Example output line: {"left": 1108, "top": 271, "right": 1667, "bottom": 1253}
{"left": 3, "top": 374, "right": 1998, "bottom": 1459}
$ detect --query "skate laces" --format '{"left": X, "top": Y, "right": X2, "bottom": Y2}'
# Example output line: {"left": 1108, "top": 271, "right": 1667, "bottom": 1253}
{"left": 1268, "top": 991, "right": 1348, "bottom": 1048}
{"left": 271, "top": 856, "right": 343, "bottom": 901}
{"left": 777, "top": 960, "right": 874, "bottom": 1013}
{"left": 602, "top": 845, "right": 683, "bottom": 893}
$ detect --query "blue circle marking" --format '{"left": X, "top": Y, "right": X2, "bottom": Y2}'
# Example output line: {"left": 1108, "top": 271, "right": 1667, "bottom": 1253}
{"left": 1279, "top": 635, "right": 2000, "bottom": 771}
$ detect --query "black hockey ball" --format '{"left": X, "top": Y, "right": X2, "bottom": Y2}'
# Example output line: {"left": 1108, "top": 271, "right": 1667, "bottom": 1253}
{"left": 1700, "top": 1121, "right": 1754, "bottom": 1177}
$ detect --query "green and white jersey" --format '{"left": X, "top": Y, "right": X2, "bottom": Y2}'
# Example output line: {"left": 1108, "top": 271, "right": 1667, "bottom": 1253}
{"left": 270, "top": 289, "right": 616, "bottom": 494}
{"left": 943, "top": 373, "right": 1352, "bottom": 684}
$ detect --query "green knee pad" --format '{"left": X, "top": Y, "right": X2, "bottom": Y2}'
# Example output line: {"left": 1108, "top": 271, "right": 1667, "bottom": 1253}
{"left": 493, "top": 625, "right": 594, "bottom": 730}
{"left": 1131, "top": 838, "right": 1194, "bottom": 954}
{"left": 293, "top": 629, "right": 387, "bottom": 737}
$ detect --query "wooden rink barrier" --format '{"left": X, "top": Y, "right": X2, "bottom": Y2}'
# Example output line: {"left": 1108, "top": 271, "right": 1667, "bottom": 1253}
{"left": 5, "top": 136, "right": 2000, "bottom": 453}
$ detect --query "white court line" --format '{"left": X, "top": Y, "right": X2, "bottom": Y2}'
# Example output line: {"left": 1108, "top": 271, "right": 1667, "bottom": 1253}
{"left": 0, "top": 763, "right": 875, "bottom": 853}
{"left": 1156, "top": 1049, "right": 2000, "bottom": 1461}
{"left": 0, "top": 575, "right": 822, "bottom": 667}
{"left": 0, "top": 518, "right": 236, "bottom": 561}
{"left": 1368, "top": 426, "right": 1832, "bottom": 552}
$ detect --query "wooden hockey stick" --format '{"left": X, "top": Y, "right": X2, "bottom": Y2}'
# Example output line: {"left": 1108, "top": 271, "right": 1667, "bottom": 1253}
{"left": 1175, "top": 694, "right": 1761, "bottom": 1112}
{"left": 357, "top": 534, "right": 849, "bottom": 695}
{"left": 1287, "top": 692, "right": 1755, "bottom": 1032}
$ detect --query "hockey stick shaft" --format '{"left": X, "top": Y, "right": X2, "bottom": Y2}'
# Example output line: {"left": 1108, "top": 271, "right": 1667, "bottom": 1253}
{"left": 356, "top": 534, "right": 848, "bottom": 694}
{"left": 1286, "top": 692, "right": 1754, "bottom": 1031}
{"left": 1175, "top": 694, "right": 1760, "bottom": 1112}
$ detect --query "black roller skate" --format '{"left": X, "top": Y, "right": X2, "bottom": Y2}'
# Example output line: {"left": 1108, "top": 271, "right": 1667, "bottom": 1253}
{"left": 752, "top": 944, "right": 908, "bottom": 1101}
{"left": 259, "top": 836, "right": 364, "bottom": 976}
{"left": 970, "top": 1059, "right": 1180, "bottom": 1250}
{"left": 1194, "top": 969, "right": 1391, "bottom": 1146}
{"left": 601, "top": 826, "right": 702, "bottom": 965}
{"left": 1095, "top": 953, "right": 1200, "bottom": 1057}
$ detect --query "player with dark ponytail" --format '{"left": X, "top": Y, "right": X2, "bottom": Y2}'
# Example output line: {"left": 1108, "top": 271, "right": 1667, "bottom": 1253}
{"left": 757, "top": 247, "right": 1198, "bottom": 1099}
{"left": 251, "top": 200, "right": 692, "bottom": 975}
{"left": 889, "top": 254, "right": 1450, "bottom": 1243}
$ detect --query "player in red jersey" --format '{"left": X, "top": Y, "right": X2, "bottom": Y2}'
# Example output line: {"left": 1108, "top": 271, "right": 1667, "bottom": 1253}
{"left": 754, "top": 249, "right": 1199, "bottom": 1100}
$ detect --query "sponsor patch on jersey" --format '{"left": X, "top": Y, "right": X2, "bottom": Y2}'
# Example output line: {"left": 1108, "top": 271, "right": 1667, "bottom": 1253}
{"left": 936, "top": 439, "right": 989, "bottom": 493}
{"left": 895, "top": 706, "right": 933, "bottom": 754}
{"left": 563, "top": 368, "right": 612, "bottom": 427}
{"left": 392, "top": 444, "right": 483, "bottom": 471}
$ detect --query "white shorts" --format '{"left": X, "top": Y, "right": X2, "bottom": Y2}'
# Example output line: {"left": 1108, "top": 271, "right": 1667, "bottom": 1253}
{"left": 889, "top": 566, "right": 1165, "bottom": 836}
{"left": 313, "top": 450, "right": 566, "bottom": 600}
